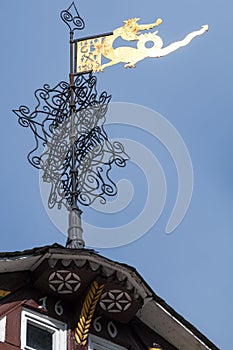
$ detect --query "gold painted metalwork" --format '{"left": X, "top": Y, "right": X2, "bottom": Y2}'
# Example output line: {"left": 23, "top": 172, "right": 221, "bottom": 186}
{"left": 0, "top": 290, "right": 11, "bottom": 298}
{"left": 76, "top": 36, "right": 103, "bottom": 73}
{"left": 149, "top": 343, "right": 162, "bottom": 350}
{"left": 75, "top": 18, "right": 208, "bottom": 73}
{"left": 75, "top": 281, "right": 104, "bottom": 346}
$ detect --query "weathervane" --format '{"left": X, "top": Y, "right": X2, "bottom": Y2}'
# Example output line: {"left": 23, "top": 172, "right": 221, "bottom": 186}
{"left": 13, "top": 2, "right": 129, "bottom": 249}
{"left": 13, "top": 2, "right": 208, "bottom": 249}
{"left": 75, "top": 17, "right": 208, "bottom": 73}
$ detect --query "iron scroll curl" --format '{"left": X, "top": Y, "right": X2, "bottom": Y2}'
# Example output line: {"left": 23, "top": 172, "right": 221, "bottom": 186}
{"left": 13, "top": 73, "right": 129, "bottom": 210}
{"left": 60, "top": 2, "right": 85, "bottom": 32}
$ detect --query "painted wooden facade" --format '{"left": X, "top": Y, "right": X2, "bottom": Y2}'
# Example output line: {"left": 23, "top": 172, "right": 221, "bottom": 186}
{"left": 0, "top": 244, "right": 218, "bottom": 350}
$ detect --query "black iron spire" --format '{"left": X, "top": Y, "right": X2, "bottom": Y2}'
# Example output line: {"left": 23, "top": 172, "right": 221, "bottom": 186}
{"left": 13, "top": 2, "right": 128, "bottom": 249}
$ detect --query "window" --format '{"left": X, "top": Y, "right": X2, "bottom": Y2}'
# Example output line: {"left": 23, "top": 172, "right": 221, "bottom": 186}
{"left": 21, "top": 308, "right": 67, "bottom": 350}
{"left": 89, "top": 334, "right": 127, "bottom": 350}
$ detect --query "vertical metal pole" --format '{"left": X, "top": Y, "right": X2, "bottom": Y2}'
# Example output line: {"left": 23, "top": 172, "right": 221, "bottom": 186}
{"left": 66, "top": 30, "right": 85, "bottom": 249}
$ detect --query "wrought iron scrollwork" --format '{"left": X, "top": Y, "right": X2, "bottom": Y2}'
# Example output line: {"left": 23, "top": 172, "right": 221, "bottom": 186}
{"left": 13, "top": 81, "right": 71, "bottom": 168}
{"left": 13, "top": 73, "right": 129, "bottom": 209}
{"left": 60, "top": 2, "right": 85, "bottom": 32}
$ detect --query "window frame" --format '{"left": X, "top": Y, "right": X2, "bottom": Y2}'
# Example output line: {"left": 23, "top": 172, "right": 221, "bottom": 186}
{"left": 21, "top": 308, "right": 67, "bottom": 350}
{"left": 89, "top": 334, "right": 127, "bottom": 350}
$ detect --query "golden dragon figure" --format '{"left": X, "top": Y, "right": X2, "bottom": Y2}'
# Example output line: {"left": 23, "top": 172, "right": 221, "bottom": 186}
{"left": 92, "top": 18, "right": 208, "bottom": 72}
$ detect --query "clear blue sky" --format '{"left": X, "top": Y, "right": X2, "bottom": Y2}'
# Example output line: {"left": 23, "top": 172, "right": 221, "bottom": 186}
{"left": 0, "top": 1, "right": 232, "bottom": 349}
